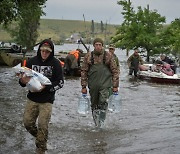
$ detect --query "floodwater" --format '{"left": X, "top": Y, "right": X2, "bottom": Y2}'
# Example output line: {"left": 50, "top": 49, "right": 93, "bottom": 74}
{"left": 0, "top": 47, "right": 180, "bottom": 154}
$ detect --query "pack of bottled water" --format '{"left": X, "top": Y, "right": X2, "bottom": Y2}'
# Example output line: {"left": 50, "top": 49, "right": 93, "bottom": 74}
{"left": 78, "top": 94, "right": 90, "bottom": 114}
{"left": 108, "top": 92, "right": 121, "bottom": 113}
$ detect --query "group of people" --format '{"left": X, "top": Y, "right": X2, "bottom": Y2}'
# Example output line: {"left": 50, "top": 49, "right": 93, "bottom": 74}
{"left": 127, "top": 49, "right": 177, "bottom": 76}
{"left": 17, "top": 38, "right": 120, "bottom": 154}
{"left": 17, "top": 37, "right": 178, "bottom": 153}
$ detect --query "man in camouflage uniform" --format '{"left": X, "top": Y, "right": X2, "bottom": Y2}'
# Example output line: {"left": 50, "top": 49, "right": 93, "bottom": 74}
{"left": 81, "top": 38, "right": 119, "bottom": 127}
{"left": 108, "top": 44, "right": 120, "bottom": 71}
{"left": 127, "top": 49, "right": 143, "bottom": 77}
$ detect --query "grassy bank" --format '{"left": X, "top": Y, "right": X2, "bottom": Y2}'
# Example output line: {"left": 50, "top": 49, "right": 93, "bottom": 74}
{"left": 0, "top": 19, "right": 118, "bottom": 44}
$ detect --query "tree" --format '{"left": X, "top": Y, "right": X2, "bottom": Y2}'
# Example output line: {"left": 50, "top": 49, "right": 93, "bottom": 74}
{"left": 0, "top": 0, "right": 46, "bottom": 26}
{"left": 91, "top": 20, "right": 95, "bottom": 37}
{"left": 100, "top": 21, "right": 104, "bottom": 33}
{"left": 0, "top": 0, "right": 17, "bottom": 26}
{"left": 112, "top": 0, "right": 166, "bottom": 61}
{"left": 0, "top": 0, "right": 47, "bottom": 50}
{"left": 112, "top": 0, "right": 135, "bottom": 56}
{"left": 160, "top": 18, "right": 180, "bottom": 56}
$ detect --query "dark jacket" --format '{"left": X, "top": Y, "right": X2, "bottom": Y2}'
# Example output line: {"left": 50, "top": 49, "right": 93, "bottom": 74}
{"left": 162, "top": 56, "right": 174, "bottom": 65}
{"left": 19, "top": 39, "right": 64, "bottom": 103}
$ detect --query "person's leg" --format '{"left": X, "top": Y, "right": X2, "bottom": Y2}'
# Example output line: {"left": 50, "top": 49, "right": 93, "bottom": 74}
{"left": 64, "top": 56, "right": 72, "bottom": 75}
{"left": 36, "top": 102, "right": 52, "bottom": 153}
{"left": 89, "top": 88, "right": 100, "bottom": 127}
{"left": 98, "top": 88, "right": 110, "bottom": 124}
{"left": 134, "top": 68, "right": 138, "bottom": 77}
{"left": 129, "top": 67, "right": 133, "bottom": 75}
{"left": 23, "top": 99, "right": 39, "bottom": 137}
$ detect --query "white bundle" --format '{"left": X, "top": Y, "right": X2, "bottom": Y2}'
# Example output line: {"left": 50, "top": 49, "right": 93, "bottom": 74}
{"left": 13, "top": 63, "right": 51, "bottom": 92}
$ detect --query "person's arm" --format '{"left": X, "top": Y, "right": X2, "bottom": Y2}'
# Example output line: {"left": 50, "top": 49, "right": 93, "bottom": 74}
{"left": 109, "top": 53, "right": 119, "bottom": 92}
{"left": 139, "top": 56, "right": 144, "bottom": 65}
{"left": 19, "top": 73, "right": 31, "bottom": 87}
{"left": 127, "top": 55, "right": 133, "bottom": 68}
{"left": 47, "top": 59, "right": 64, "bottom": 92}
{"left": 81, "top": 53, "right": 90, "bottom": 94}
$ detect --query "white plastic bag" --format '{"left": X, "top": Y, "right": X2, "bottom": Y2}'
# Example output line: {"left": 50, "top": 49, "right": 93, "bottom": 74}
{"left": 13, "top": 63, "right": 51, "bottom": 92}
{"left": 26, "top": 77, "right": 43, "bottom": 92}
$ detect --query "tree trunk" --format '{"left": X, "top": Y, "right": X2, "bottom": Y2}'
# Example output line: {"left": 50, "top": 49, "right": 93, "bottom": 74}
{"left": 126, "top": 49, "right": 129, "bottom": 56}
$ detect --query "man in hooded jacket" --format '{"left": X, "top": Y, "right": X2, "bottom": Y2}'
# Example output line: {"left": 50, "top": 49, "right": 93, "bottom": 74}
{"left": 19, "top": 39, "right": 64, "bottom": 154}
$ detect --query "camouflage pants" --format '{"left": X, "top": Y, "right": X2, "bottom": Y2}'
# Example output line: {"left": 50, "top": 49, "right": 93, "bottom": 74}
{"left": 23, "top": 99, "right": 52, "bottom": 151}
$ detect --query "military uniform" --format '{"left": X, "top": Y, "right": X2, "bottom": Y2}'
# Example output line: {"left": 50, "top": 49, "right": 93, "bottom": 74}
{"left": 127, "top": 54, "right": 143, "bottom": 77}
{"left": 81, "top": 49, "right": 119, "bottom": 126}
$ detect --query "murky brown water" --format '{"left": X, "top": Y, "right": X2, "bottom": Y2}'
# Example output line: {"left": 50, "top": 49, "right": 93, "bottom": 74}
{"left": 0, "top": 49, "right": 180, "bottom": 154}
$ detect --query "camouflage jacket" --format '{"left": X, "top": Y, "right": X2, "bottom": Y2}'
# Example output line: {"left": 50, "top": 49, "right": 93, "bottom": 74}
{"left": 81, "top": 49, "right": 119, "bottom": 88}
{"left": 127, "top": 54, "right": 143, "bottom": 67}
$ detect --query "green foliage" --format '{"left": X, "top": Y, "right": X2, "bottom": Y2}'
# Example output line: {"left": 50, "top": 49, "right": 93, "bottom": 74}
{"left": 5, "top": 1, "right": 46, "bottom": 50}
{"left": 0, "top": 0, "right": 16, "bottom": 26}
{"left": 0, "top": 0, "right": 47, "bottom": 26}
{"left": 113, "top": 0, "right": 166, "bottom": 61}
{"left": 160, "top": 18, "right": 180, "bottom": 55}
{"left": 0, "top": 0, "right": 47, "bottom": 50}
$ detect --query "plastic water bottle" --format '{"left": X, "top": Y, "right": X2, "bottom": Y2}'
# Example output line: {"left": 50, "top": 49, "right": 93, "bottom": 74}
{"left": 108, "top": 92, "right": 121, "bottom": 112}
{"left": 78, "top": 94, "right": 90, "bottom": 114}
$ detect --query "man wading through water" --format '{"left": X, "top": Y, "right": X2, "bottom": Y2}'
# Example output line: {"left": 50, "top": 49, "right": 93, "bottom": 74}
{"left": 18, "top": 39, "right": 64, "bottom": 154}
{"left": 81, "top": 38, "right": 119, "bottom": 127}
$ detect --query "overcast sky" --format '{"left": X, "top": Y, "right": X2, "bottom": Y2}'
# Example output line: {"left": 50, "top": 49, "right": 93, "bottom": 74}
{"left": 42, "top": 0, "right": 180, "bottom": 25}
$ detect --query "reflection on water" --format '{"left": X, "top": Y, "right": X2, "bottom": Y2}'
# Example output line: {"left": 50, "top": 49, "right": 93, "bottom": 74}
{"left": 0, "top": 48, "right": 180, "bottom": 154}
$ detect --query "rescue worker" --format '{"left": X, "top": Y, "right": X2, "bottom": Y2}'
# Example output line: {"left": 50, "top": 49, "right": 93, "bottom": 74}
{"left": 127, "top": 49, "right": 144, "bottom": 77}
{"left": 108, "top": 44, "right": 120, "bottom": 71}
{"left": 81, "top": 38, "right": 119, "bottom": 127}
{"left": 18, "top": 39, "right": 64, "bottom": 154}
{"left": 64, "top": 49, "right": 83, "bottom": 75}
{"left": 108, "top": 44, "right": 120, "bottom": 96}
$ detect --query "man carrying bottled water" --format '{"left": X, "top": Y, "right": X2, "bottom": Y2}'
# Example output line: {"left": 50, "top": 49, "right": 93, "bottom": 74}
{"left": 81, "top": 38, "right": 120, "bottom": 128}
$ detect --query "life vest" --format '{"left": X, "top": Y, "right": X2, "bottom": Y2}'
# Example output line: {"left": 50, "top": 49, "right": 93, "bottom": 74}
{"left": 69, "top": 50, "right": 79, "bottom": 60}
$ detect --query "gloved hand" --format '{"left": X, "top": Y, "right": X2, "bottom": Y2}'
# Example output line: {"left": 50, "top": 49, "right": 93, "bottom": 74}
{"left": 81, "top": 87, "right": 87, "bottom": 94}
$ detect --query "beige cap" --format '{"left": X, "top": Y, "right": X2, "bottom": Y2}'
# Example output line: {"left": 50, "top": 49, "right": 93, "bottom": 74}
{"left": 40, "top": 43, "right": 52, "bottom": 52}
{"left": 109, "top": 44, "right": 115, "bottom": 49}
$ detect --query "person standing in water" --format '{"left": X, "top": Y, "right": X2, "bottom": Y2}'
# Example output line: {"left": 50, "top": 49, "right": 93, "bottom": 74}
{"left": 108, "top": 44, "right": 120, "bottom": 71}
{"left": 19, "top": 39, "right": 64, "bottom": 154}
{"left": 81, "top": 38, "right": 119, "bottom": 127}
{"left": 127, "top": 49, "right": 143, "bottom": 77}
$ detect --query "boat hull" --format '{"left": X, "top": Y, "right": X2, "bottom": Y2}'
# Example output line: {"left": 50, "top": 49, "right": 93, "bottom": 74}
{"left": 0, "top": 52, "right": 35, "bottom": 67}
{"left": 138, "top": 71, "right": 180, "bottom": 84}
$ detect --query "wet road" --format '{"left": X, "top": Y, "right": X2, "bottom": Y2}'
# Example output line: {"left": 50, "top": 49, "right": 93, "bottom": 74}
{"left": 0, "top": 49, "right": 180, "bottom": 154}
